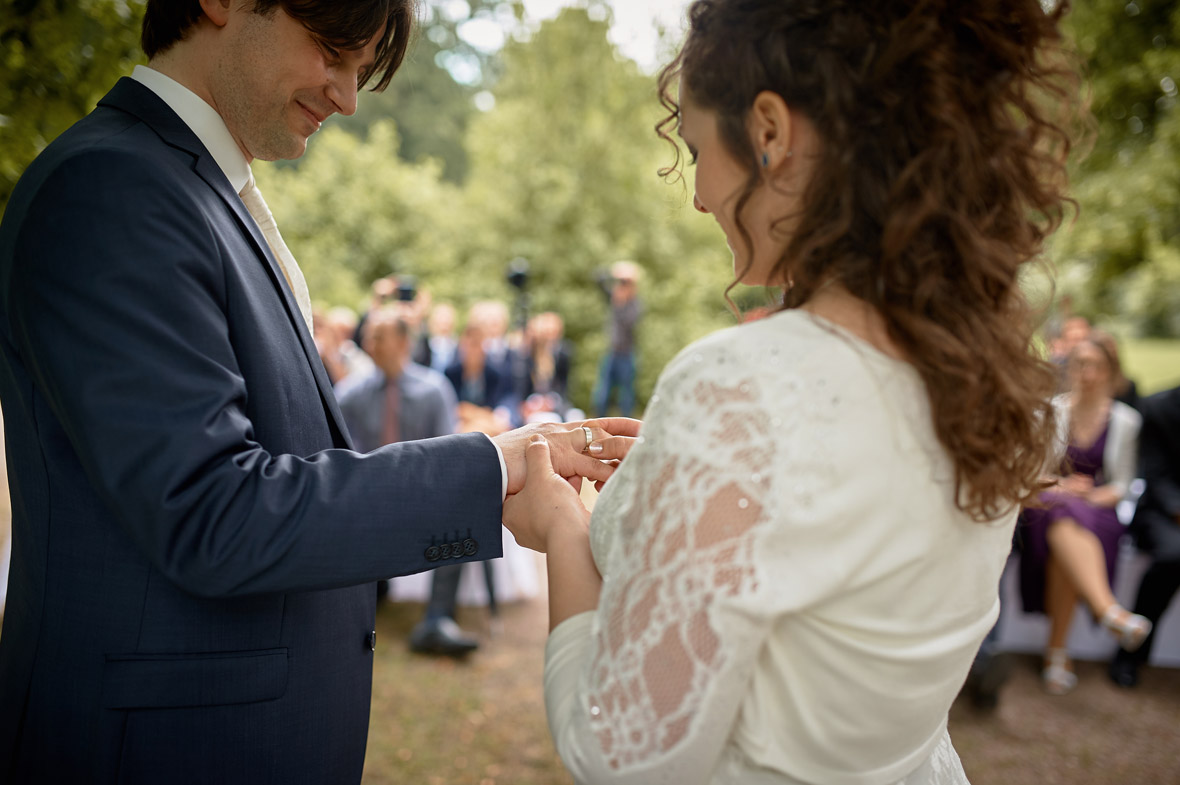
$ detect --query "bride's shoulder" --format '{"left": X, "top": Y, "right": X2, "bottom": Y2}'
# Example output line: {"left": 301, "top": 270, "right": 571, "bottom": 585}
{"left": 658, "top": 309, "right": 839, "bottom": 387}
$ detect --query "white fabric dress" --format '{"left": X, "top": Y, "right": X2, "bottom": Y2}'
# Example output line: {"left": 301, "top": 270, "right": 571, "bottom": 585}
{"left": 544, "top": 310, "right": 1018, "bottom": 785}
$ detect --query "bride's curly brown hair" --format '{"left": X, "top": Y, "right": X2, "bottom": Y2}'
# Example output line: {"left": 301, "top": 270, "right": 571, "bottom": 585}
{"left": 657, "top": 0, "right": 1085, "bottom": 521}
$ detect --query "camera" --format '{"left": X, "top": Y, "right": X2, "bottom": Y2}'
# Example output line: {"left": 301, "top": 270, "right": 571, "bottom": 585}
{"left": 395, "top": 276, "right": 417, "bottom": 302}
{"left": 506, "top": 258, "right": 529, "bottom": 290}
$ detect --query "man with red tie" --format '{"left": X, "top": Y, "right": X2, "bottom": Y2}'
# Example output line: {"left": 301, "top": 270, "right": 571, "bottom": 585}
{"left": 336, "top": 307, "right": 480, "bottom": 656}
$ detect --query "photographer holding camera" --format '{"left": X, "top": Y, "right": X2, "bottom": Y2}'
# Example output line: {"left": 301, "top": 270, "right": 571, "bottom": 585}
{"left": 593, "top": 261, "right": 643, "bottom": 418}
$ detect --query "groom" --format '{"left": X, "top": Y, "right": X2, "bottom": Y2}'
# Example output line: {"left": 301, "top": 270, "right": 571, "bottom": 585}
{"left": 0, "top": 1, "right": 627, "bottom": 782}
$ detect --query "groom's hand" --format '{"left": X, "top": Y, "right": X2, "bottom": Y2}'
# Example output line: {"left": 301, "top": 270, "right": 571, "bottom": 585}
{"left": 493, "top": 418, "right": 641, "bottom": 496}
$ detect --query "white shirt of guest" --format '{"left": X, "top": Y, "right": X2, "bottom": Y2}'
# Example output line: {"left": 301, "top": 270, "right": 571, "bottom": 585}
{"left": 545, "top": 310, "right": 1014, "bottom": 785}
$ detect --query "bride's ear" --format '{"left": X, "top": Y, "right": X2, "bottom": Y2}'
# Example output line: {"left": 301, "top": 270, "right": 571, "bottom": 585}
{"left": 748, "top": 91, "right": 794, "bottom": 173}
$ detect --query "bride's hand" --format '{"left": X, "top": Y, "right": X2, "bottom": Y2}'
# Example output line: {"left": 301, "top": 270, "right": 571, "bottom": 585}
{"left": 503, "top": 436, "right": 591, "bottom": 553}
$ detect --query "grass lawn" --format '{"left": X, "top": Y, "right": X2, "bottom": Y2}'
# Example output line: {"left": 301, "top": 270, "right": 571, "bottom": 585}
{"left": 361, "top": 579, "right": 570, "bottom": 785}
{"left": 360, "top": 568, "right": 1180, "bottom": 785}
{"left": 1122, "top": 338, "right": 1180, "bottom": 396}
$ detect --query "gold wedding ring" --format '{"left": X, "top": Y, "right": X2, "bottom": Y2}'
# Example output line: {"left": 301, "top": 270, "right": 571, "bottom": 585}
{"left": 582, "top": 426, "right": 594, "bottom": 453}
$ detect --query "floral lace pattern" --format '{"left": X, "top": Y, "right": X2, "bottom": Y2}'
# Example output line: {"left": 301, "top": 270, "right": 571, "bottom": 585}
{"left": 586, "top": 370, "right": 774, "bottom": 771}
{"left": 546, "top": 317, "right": 979, "bottom": 785}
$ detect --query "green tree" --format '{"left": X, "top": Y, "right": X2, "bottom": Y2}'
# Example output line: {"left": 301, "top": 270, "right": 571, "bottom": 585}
{"left": 0, "top": 0, "right": 147, "bottom": 208}
{"left": 326, "top": 1, "right": 524, "bottom": 183}
{"left": 254, "top": 121, "right": 464, "bottom": 311}
{"left": 460, "top": 4, "right": 737, "bottom": 409}
{"left": 1054, "top": 0, "right": 1180, "bottom": 335}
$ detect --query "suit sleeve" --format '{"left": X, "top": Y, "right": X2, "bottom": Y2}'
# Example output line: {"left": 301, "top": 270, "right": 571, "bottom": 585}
{"left": 4, "top": 149, "right": 503, "bottom": 598}
{"left": 434, "top": 375, "right": 459, "bottom": 436}
{"left": 1141, "top": 394, "right": 1180, "bottom": 517}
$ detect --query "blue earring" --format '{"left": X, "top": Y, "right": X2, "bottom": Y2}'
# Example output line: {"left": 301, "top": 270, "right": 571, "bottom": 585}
{"left": 761, "top": 152, "right": 770, "bottom": 168}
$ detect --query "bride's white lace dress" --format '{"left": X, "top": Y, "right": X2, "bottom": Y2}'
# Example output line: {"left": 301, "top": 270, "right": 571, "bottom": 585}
{"left": 544, "top": 310, "right": 1017, "bottom": 785}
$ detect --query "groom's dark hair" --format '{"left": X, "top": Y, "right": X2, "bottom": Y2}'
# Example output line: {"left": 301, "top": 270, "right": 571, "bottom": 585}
{"left": 141, "top": 0, "right": 416, "bottom": 91}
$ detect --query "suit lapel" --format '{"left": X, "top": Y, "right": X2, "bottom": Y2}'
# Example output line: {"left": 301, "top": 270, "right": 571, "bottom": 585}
{"left": 98, "top": 79, "right": 354, "bottom": 450}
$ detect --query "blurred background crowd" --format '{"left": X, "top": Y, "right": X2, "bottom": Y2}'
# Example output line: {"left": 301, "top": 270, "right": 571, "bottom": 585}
{"left": 304, "top": 260, "right": 641, "bottom": 656}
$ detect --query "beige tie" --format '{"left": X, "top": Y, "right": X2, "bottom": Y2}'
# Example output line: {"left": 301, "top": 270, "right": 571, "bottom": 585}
{"left": 239, "top": 172, "right": 314, "bottom": 335}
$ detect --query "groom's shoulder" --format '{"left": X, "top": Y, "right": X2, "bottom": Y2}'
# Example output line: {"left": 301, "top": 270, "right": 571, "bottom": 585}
{"left": 8, "top": 112, "right": 183, "bottom": 225}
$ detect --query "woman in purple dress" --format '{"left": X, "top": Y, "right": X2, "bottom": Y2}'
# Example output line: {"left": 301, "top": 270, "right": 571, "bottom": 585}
{"left": 1020, "top": 337, "right": 1149, "bottom": 694}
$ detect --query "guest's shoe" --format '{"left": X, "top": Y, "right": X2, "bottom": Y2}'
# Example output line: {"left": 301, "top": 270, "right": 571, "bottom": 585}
{"left": 1042, "top": 648, "right": 1077, "bottom": 696}
{"left": 1099, "top": 604, "right": 1152, "bottom": 652}
{"left": 964, "top": 653, "right": 1010, "bottom": 711}
{"left": 409, "top": 617, "right": 480, "bottom": 657}
{"left": 1108, "top": 651, "right": 1140, "bottom": 688}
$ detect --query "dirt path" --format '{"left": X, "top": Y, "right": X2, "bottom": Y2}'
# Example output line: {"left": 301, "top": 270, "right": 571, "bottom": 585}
{"left": 363, "top": 556, "right": 1180, "bottom": 785}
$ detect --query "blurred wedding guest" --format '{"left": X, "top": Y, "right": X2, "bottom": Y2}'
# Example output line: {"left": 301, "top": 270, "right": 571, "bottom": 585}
{"left": 1091, "top": 329, "right": 1139, "bottom": 411}
{"left": 502, "top": 1, "right": 1087, "bottom": 782}
{"left": 353, "top": 275, "right": 397, "bottom": 346}
{"left": 0, "top": 407, "right": 9, "bottom": 620}
{"left": 334, "top": 308, "right": 478, "bottom": 657}
{"left": 1020, "top": 337, "right": 1148, "bottom": 694}
{"left": 1042, "top": 293, "right": 1074, "bottom": 348}
{"left": 446, "top": 324, "right": 513, "bottom": 436}
{"left": 466, "top": 301, "right": 523, "bottom": 425}
{"left": 592, "top": 260, "right": 642, "bottom": 418}
{"left": 1050, "top": 314, "right": 1090, "bottom": 392}
{"left": 413, "top": 302, "right": 459, "bottom": 374}
{"left": 315, "top": 306, "right": 374, "bottom": 386}
{"left": 521, "top": 312, "right": 573, "bottom": 421}
{"left": 468, "top": 300, "right": 514, "bottom": 376}
{"left": 1110, "top": 384, "right": 1180, "bottom": 687}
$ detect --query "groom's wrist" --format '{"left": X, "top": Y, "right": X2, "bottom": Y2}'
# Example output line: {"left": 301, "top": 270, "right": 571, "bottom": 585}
{"left": 484, "top": 433, "right": 508, "bottom": 501}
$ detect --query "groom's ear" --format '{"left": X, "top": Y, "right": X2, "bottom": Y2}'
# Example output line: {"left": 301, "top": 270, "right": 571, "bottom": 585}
{"left": 200, "top": 0, "right": 234, "bottom": 28}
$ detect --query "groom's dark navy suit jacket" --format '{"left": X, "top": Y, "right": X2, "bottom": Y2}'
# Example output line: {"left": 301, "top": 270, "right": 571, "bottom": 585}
{"left": 0, "top": 78, "right": 504, "bottom": 783}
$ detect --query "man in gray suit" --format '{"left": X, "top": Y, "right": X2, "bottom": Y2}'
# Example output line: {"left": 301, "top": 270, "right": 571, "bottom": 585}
{"left": 336, "top": 307, "right": 479, "bottom": 656}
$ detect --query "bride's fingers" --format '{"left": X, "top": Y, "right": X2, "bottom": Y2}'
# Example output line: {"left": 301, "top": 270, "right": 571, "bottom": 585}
{"left": 574, "top": 417, "right": 643, "bottom": 440}
{"left": 594, "top": 461, "right": 621, "bottom": 492}
{"left": 587, "top": 435, "right": 637, "bottom": 462}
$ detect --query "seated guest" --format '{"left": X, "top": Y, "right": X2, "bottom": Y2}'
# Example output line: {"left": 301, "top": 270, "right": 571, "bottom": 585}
{"left": 1092, "top": 329, "right": 1139, "bottom": 411}
{"left": 521, "top": 312, "right": 574, "bottom": 421}
{"left": 446, "top": 324, "right": 514, "bottom": 436}
{"left": 335, "top": 308, "right": 479, "bottom": 657}
{"left": 315, "top": 306, "right": 374, "bottom": 386}
{"left": 1049, "top": 315, "right": 1090, "bottom": 392}
{"left": 1020, "top": 337, "right": 1149, "bottom": 694}
{"left": 413, "top": 302, "right": 459, "bottom": 374}
{"left": 1110, "top": 384, "right": 1180, "bottom": 686}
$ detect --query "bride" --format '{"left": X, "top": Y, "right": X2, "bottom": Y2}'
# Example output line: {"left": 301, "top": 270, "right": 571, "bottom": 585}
{"left": 503, "top": 1, "right": 1083, "bottom": 782}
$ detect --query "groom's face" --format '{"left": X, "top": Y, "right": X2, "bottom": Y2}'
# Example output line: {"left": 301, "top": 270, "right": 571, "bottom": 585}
{"left": 212, "top": 4, "right": 382, "bottom": 162}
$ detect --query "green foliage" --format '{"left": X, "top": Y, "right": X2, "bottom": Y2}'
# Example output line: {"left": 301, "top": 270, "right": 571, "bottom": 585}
{"left": 259, "top": 6, "right": 741, "bottom": 412}
{"left": 326, "top": 1, "right": 523, "bottom": 183}
{"left": 1122, "top": 337, "right": 1180, "bottom": 395}
{"left": 1053, "top": 0, "right": 1180, "bottom": 335}
{"left": 254, "top": 121, "right": 464, "bottom": 311}
{"left": 459, "top": 6, "right": 736, "bottom": 408}
{"left": 0, "top": 0, "right": 147, "bottom": 209}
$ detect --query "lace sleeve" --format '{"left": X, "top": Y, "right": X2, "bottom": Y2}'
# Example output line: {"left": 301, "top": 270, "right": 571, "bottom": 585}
{"left": 544, "top": 337, "right": 812, "bottom": 784}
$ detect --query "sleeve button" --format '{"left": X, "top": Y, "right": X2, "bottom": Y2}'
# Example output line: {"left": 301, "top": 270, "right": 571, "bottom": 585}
{"left": 462, "top": 538, "right": 478, "bottom": 556}
{"left": 425, "top": 545, "right": 441, "bottom": 562}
